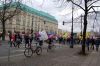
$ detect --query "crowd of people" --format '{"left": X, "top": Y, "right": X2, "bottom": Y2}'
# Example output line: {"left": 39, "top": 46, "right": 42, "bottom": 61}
{"left": 86, "top": 37, "right": 100, "bottom": 51}
{"left": 8, "top": 32, "right": 34, "bottom": 48}
{"left": 0, "top": 31, "right": 100, "bottom": 51}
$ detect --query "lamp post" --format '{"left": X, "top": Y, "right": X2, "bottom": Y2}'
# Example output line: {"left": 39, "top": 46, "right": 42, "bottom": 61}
{"left": 70, "top": 1, "right": 74, "bottom": 48}
{"left": 63, "top": 15, "right": 83, "bottom": 48}
{"left": 63, "top": 20, "right": 74, "bottom": 48}
{"left": 67, "top": 0, "right": 74, "bottom": 48}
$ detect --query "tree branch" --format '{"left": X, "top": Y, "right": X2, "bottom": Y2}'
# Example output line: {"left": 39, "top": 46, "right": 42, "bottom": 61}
{"left": 92, "top": 6, "right": 100, "bottom": 7}
{"left": 70, "top": 0, "right": 85, "bottom": 11}
{"left": 88, "top": 6, "right": 100, "bottom": 11}
{"left": 0, "top": 0, "right": 21, "bottom": 22}
{"left": 5, "top": 3, "right": 21, "bottom": 21}
{"left": 88, "top": 0, "right": 100, "bottom": 8}
{"left": 93, "top": 7, "right": 97, "bottom": 13}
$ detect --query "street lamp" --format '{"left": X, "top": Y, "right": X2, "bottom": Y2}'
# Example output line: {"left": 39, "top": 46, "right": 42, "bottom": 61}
{"left": 63, "top": 14, "right": 83, "bottom": 48}
{"left": 63, "top": 21, "right": 74, "bottom": 48}
{"left": 67, "top": 0, "right": 74, "bottom": 48}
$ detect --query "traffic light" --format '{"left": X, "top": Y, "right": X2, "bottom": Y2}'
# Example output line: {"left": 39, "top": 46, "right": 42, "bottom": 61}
{"left": 63, "top": 21, "right": 64, "bottom": 25}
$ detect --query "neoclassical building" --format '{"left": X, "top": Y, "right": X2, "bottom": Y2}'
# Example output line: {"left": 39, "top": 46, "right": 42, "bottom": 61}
{"left": 0, "top": 3, "right": 58, "bottom": 34}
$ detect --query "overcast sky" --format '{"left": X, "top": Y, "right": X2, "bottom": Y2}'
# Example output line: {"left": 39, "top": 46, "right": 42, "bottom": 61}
{"left": 22, "top": 0, "right": 100, "bottom": 32}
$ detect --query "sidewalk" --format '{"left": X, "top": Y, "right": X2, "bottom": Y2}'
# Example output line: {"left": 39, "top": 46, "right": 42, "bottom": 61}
{"left": 0, "top": 44, "right": 100, "bottom": 66}
{"left": 81, "top": 50, "right": 100, "bottom": 66}
{"left": 0, "top": 41, "right": 100, "bottom": 66}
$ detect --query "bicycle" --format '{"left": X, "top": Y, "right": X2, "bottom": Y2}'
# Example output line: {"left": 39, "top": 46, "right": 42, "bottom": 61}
{"left": 24, "top": 42, "right": 42, "bottom": 57}
{"left": 47, "top": 44, "right": 56, "bottom": 52}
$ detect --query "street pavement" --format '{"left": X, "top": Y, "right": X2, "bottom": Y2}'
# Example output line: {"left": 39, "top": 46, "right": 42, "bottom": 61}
{"left": 0, "top": 41, "right": 68, "bottom": 61}
{"left": 0, "top": 41, "right": 100, "bottom": 66}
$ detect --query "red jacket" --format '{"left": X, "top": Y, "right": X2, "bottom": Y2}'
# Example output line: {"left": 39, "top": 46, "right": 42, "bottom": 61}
{"left": 11, "top": 34, "right": 15, "bottom": 41}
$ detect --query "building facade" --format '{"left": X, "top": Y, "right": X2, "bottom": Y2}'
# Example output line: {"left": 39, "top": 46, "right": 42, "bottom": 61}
{"left": 0, "top": 3, "right": 58, "bottom": 34}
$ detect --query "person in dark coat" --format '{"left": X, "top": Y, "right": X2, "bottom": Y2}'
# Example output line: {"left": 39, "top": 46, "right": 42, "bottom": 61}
{"left": 86, "top": 38, "right": 90, "bottom": 51}
{"left": 48, "top": 38, "right": 53, "bottom": 49}
{"left": 15, "top": 33, "right": 22, "bottom": 48}
{"left": 95, "top": 37, "right": 100, "bottom": 51}
{"left": 24, "top": 33, "right": 30, "bottom": 48}
{"left": 91, "top": 37, "right": 95, "bottom": 50}
{"left": 29, "top": 33, "right": 33, "bottom": 48}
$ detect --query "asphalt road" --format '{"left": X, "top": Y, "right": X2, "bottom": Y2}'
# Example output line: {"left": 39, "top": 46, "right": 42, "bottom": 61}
{"left": 0, "top": 41, "right": 66, "bottom": 59}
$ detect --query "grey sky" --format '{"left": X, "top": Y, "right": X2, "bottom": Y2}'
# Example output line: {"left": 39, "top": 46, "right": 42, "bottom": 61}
{"left": 22, "top": 0, "right": 100, "bottom": 32}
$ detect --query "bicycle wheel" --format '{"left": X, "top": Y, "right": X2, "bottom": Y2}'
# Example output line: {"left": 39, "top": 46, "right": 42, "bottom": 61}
{"left": 36, "top": 47, "right": 42, "bottom": 55}
{"left": 24, "top": 48, "right": 33, "bottom": 57}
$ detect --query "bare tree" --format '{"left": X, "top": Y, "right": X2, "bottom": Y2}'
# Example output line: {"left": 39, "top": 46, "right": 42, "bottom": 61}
{"left": 55, "top": 0, "right": 100, "bottom": 54}
{"left": 0, "top": 0, "right": 21, "bottom": 40}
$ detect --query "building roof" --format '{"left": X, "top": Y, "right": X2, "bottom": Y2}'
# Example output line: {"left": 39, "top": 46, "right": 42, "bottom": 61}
{"left": 0, "top": 2, "right": 58, "bottom": 23}
{"left": 18, "top": 3, "right": 58, "bottom": 23}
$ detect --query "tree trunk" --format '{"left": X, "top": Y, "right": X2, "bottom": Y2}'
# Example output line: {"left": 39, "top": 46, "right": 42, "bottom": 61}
{"left": 82, "top": 14, "right": 87, "bottom": 54}
{"left": 81, "top": 0, "right": 88, "bottom": 55}
{"left": 2, "top": 21, "right": 6, "bottom": 40}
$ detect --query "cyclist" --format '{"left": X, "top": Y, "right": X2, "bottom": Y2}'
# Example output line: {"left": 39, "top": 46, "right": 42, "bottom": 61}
{"left": 38, "top": 35, "right": 43, "bottom": 46}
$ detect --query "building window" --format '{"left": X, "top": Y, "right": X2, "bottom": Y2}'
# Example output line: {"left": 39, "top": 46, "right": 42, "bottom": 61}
{"left": 22, "top": 14, "right": 26, "bottom": 27}
{"left": 16, "top": 15, "right": 20, "bottom": 25}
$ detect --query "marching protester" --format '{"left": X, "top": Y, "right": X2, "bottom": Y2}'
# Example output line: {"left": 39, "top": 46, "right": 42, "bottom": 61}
{"left": 10, "top": 32, "right": 16, "bottom": 47}
{"left": 86, "top": 38, "right": 90, "bottom": 51}
{"left": 38, "top": 31, "right": 44, "bottom": 46}
{"left": 90, "top": 37, "right": 95, "bottom": 50}
{"left": 38, "top": 30, "right": 48, "bottom": 46}
{"left": 15, "top": 33, "right": 22, "bottom": 48}
{"left": 24, "top": 33, "right": 30, "bottom": 48}
{"left": 95, "top": 37, "right": 100, "bottom": 51}
{"left": 29, "top": 33, "right": 34, "bottom": 48}
{"left": 48, "top": 37, "right": 53, "bottom": 49}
